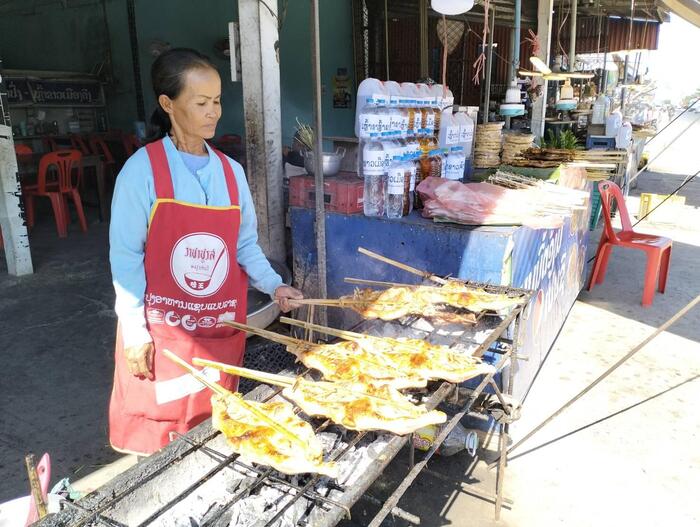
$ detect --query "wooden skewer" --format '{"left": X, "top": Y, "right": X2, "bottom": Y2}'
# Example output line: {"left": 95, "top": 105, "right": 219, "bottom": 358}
{"left": 280, "top": 317, "right": 473, "bottom": 358}
{"left": 280, "top": 316, "right": 367, "bottom": 342}
{"left": 344, "top": 277, "right": 417, "bottom": 288}
{"left": 357, "top": 247, "right": 447, "bottom": 284}
{"left": 222, "top": 320, "right": 300, "bottom": 346}
{"left": 163, "top": 349, "right": 306, "bottom": 447}
{"left": 287, "top": 298, "right": 346, "bottom": 306}
{"left": 192, "top": 358, "right": 294, "bottom": 388}
{"left": 25, "top": 454, "right": 47, "bottom": 519}
{"left": 162, "top": 349, "right": 229, "bottom": 397}
{"left": 192, "top": 358, "right": 420, "bottom": 407}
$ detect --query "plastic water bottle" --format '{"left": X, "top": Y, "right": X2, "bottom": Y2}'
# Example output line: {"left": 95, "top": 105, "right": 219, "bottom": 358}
{"left": 386, "top": 156, "right": 406, "bottom": 219}
{"left": 413, "top": 422, "right": 479, "bottom": 457}
{"left": 440, "top": 148, "right": 448, "bottom": 178}
{"left": 380, "top": 131, "right": 396, "bottom": 172}
{"left": 362, "top": 133, "right": 385, "bottom": 217}
{"left": 403, "top": 154, "right": 415, "bottom": 216}
{"left": 445, "top": 146, "right": 466, "bottom": 181}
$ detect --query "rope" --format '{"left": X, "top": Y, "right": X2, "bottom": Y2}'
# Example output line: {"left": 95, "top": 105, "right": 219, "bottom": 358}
{"left": 472, "top": 0, "right": 490, "bottom": 85}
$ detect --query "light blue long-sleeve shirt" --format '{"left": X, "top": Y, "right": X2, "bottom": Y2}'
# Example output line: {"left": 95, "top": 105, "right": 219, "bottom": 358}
{"left": 109, "top": 135, "right": 283, "bottom": 348}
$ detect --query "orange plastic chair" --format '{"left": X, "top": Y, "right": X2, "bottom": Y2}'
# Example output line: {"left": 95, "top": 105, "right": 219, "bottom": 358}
{"left": 23, "top": 150, "right": 87, "bottom": 238}
{"left": 14, "top": 144, "right": 33, "bottom": 155}
{"left": 587, "top": 181, "right": 672, "bottom": 306}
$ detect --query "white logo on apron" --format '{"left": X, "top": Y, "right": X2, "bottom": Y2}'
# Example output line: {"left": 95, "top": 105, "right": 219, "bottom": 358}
{"left": 170, "top": 232, "right": 230, "bottom": 298}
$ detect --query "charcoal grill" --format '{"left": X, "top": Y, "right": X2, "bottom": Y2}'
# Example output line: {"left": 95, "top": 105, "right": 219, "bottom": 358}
{"left": 37, "top": 281, "right": 531, "bottom": 527}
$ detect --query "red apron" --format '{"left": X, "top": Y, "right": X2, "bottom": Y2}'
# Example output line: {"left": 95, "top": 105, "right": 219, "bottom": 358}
{"left": 109, "top": 139, "right": 248, "bottom": 455}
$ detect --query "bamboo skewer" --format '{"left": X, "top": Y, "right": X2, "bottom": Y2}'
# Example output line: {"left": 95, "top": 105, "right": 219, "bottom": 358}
{"left": 280, "top": 317, "right": 479, "bottom": 360}
{"left": 194, "top": 359, "right": 423, "bottom": 408}
{"left": 222, "top": 320, "right": 300, "bottom": 346}
{"left": 192, "top": 359, "right": 294, "bottom": 388}
{"left": 25, "top": 454, "right": 47, "bottom": 519}
{"left": 357, "top": 247, "right": 448, "bottom": 285}
{"left": 162, "top": 349, "right": 306, "bottom": 447}
{"left": 344, "top": 277, "right": 416, "bottom": 288}
{"left": 281, "top": 316, "right": 367, "bottom": 343}
{"left": 163, "top": 349, "right": 229, "bottom": 397}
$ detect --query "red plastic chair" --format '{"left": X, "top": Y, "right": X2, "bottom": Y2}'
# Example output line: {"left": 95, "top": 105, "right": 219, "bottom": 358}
{"left": 122, "top": 133, "right": 142, "bottom": 157}
{"left": 89, "top": 135, "right": 116, "bottom": 165}
{"left": 587, "top": 181, "right": 672, "bottom": 306}
{"left": 23, "top": 150, "right": 88, "bottom": 238}
{"left": 70, "top": 134, "right": 92, "bottom": 156}
{"left": 14, "top": 143, "right": 33, "bottom": 155}
{"left": 43, "top": 135, "right": 72, "bottom": 152}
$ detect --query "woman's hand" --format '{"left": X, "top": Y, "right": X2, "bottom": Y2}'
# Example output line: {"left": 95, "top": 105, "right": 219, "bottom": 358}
{"left": 125, "top": 342, "right": 155, "bottom": 380}
{"left": 274, "top": 285, "right": 304, "bottom": 312}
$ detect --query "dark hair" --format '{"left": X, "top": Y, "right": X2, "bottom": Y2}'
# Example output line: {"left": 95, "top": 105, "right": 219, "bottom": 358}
{"left": 145, "top": 48, "right": 217, "bottom": 143}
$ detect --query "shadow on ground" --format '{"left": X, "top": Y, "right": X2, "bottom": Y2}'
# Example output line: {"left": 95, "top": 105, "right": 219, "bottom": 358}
{"left": 0, "top": 212, "right": 120, "bottom": 503}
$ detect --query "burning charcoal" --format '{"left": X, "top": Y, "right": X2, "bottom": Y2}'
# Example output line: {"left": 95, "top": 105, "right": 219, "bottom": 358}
{"left": 336, "top": 435, "right": 391, "bottom": 487}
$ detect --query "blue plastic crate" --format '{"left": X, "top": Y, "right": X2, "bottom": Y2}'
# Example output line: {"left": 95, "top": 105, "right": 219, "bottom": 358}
{"left": 586, "top": 135, "right": 616, "bottom": 149}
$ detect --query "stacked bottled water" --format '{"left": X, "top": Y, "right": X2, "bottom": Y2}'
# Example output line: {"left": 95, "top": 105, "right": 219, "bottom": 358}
{"left": 356, "top": 78, "right": 453, "bottom": 219}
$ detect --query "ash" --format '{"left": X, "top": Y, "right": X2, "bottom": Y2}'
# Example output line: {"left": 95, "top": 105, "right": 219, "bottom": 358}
{"left": 145, "top": 426, "right": 392, "bottom": 527}
{"left": 227, "top": 484, "right": 308, "bottom": 527}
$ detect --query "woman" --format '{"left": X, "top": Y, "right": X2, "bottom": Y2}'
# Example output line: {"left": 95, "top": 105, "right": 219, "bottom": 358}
{"left": 108, "top": 48, "right": 303, "bottom": 455}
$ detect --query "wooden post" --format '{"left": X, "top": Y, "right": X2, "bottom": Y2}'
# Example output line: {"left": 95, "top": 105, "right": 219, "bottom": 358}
{"left": 531, "top": 0, "right": 553, "bottom": 142}
{"left": 0, "top": 125, "right": 33, "bottom": 276}
{"left": 237, "top": 0, "right": 286, "bottom": 262}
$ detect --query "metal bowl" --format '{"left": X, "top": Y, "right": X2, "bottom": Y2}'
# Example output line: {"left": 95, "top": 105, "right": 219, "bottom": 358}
{"left": 246, "top": 259, "right": 292, "bottom": 335}
{"left": 303, "top": 147, "right": 346, "bottom": 176}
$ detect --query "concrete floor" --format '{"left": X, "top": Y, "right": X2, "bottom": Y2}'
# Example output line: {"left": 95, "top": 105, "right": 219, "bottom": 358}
{"left": 343, "top": 170, "right": 700, "bottom": 527}
{"left": 1, "top": 152, "right": 699, "bottom": 525}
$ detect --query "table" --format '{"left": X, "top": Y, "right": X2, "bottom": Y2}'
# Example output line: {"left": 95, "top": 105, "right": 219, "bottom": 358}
{"left": 17, "top": 153, "right": 109, "bottom": 221}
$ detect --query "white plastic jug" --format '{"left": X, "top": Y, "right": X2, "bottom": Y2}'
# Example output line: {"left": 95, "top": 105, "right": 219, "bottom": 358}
{"left": 355, "top": 78, "right": 387, "bottom": 137}
{"left": 605, "top": 110, "right": 622, "bottom": 137}
{"left": 616, "top": 121, "right": 633, "bottom": 149}
{"left": 384, "top": 80, "right": 402, "bottom": 107}
{"left": 592, "top": 93, "right": 609, "bottom": 125}
{"left": 438, "top": 110, "right": 460, "bottom": 148}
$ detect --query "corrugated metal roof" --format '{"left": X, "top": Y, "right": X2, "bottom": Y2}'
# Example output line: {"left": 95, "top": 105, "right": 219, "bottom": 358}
{"left": 557, "top": 16, "right": 660, "bottom": 53}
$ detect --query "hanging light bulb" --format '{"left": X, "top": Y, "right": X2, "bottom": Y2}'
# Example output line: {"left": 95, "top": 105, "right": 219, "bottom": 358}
{"left": 431, "top": 0, "right": 475, "bottom": 15}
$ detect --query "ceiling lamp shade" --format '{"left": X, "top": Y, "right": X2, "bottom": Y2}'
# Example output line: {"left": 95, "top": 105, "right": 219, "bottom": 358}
{"left": 431, "top": 0, "right": 475, "bottom": 15}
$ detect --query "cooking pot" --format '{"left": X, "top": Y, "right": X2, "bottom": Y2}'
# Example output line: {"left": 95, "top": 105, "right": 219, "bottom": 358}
{"left": 303, "top": 147, "right": 346, "bottom": 176}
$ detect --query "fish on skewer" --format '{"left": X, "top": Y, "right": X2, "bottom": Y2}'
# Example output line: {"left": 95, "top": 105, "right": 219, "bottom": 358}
{"left": 221, "top": 322, "right": 429, "bottom": 389}
{"left": 162, "top": 350, "right": 337, "bottom": 478}
{"left": 194, "top": 360, "right": 448, "bottom": 436}
{"left": 345, "top": 285, "right": 524, "bottom": 320}
{"left": 280, "top": 317, "right": 496, "bottom": 384}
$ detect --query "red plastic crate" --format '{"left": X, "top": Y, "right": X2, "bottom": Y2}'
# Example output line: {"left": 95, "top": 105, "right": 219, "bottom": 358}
{"left": 289, "top": 173, "right": 364, "bottom": 214}
{"left": 289, "top": 175, "right": 315, "bottom": 208}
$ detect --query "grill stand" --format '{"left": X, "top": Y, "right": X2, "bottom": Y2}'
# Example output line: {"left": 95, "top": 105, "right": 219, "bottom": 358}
{"left": 37, "top": 284, "right": 530, "bottom": 527}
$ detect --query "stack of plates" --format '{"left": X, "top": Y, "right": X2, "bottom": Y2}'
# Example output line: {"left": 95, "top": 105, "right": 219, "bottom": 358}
{"left": 502, "top": 133, "right": 535, "bottom": 164}
{"left": 473, "top": 122, "right": 504, "bottom": 168}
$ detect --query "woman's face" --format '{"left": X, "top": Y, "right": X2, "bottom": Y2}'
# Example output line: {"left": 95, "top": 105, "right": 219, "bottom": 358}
{"left": 160, "top": 67, "right": 222, "bottom": 140}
